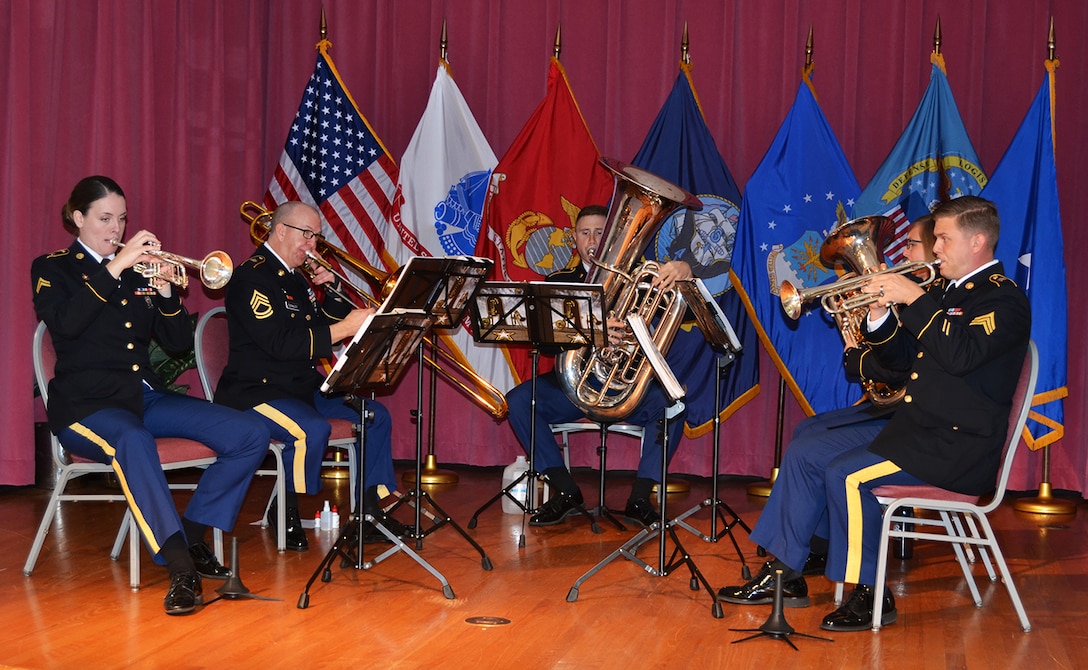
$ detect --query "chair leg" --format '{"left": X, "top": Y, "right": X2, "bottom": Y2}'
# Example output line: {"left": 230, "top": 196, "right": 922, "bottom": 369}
{"left": 939, "top": 511, "right": 983, "bottom": 606}
{"left": 129, "top": 513, "right": 140, "bottom": 590}
{"left": 111, "top": 508, "right": 132, "bottom": 560}
{"left": 972, "top": 513, "right": 1032, "bottom": 632}
{"left": 22, "top": 474, "right": 72, "bottom": 576}
{"left": 833, "top": 581, "right": 844, "bottom": 606}
{"left": 871, "top": 506, "right": 894, "bottom": 631}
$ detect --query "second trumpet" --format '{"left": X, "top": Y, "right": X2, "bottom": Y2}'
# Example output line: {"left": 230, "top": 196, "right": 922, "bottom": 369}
{"left": 780, "top": 260, "right": 939, "bottom": 320}
{"left": 111, "top": 239, "right": 233, "bottom": 290}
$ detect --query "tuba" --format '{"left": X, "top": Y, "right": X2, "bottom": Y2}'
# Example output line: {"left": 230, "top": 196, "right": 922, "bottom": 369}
{"left": 554, "top": 159, "right": 702, "bottom": 423}
{"left": 812, "top": 215, "right": 911, "bottom": 407}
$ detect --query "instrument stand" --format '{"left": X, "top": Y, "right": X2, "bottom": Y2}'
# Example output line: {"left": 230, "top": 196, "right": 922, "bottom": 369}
{"left": 213, "top": 536, "right": 282, "bottom": 603}
{"left": 565, "top": 312, "right": 722, "bottom": 617}
{"left": 298, "top": 308, "right": 460, "bottom": 608}
{"left": 730, "top": 570, "right": 833, "bottom": 649}
{"left": 670, "top": 350, "right": 754, "bottom": 580}
{"left": 467, "top": 281, "right": 608, "bottom": 543}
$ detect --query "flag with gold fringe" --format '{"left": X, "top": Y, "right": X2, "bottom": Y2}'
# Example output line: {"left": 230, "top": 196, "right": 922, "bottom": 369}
{"left": 853, "top": 54, "right": 986, "bottom": 264}
{"left": 265, "top": 39, "right": 400, "bottom": 287}
{"left": 631, "top": 62, "right": 759, "bottom": 435}
{"left": 983, "top": 58, "right": 1067, "bottom": 450}
{"left": 475, "top": 57, "right": 613, "bottom": 383}
{"left": 733, "top": 68, "right": 863, "bottom": 414}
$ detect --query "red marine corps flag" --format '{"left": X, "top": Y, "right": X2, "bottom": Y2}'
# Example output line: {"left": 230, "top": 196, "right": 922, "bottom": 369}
{"left": 475, "top": 56, "right": 613, "bottom": 382}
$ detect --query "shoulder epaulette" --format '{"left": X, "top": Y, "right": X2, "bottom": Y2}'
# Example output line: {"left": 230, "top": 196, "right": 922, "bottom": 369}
{"left": 45, "top": 249, "right": 70, "bottom": 259}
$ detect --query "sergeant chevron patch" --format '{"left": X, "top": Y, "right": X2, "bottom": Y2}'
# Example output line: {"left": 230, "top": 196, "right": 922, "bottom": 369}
{"left": 250, "top": 290, "right": 273, "bottom": 319}
{"left": 969, "top": 312, "right": 996, "bottom": 335}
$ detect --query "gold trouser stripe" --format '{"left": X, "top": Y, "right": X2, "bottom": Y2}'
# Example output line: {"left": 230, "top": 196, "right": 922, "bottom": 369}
{"left": 843, "top": 459, "right": 902, "bottom": 583}
{"left": 69, "top": 423, "right": 162, "bottom": 554}
{"left": 254, "top": 403, "right": 311, "bottom": 493}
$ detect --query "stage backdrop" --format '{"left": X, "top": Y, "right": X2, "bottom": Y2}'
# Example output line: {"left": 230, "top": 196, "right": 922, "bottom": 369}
{"left": 4, "top": 0, "right": 1086, "bottom": 496}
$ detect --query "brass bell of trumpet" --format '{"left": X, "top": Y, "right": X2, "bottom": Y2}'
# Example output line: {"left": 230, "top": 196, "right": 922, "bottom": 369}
{"left": 110, "top": 239, "right": 233, "bottom": 290}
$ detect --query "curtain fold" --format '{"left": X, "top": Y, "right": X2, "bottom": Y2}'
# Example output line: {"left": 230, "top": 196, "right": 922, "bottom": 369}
{"left": 4, "top": 0, "right": 1086, "bottom": 495}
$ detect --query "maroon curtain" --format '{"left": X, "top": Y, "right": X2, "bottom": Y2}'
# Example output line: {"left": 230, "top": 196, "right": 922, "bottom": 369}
{"left": 4, "top": 0, "right": 1086, "bottom": 495}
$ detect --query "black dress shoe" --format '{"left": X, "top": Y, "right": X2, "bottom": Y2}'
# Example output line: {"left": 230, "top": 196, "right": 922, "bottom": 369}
{"left": 164, "top": 570, "right": 203, "bottom": 616}
{"left": 267, "top": 499, "right": 309, "bottom": 551}
{"left": 802, "top": 551, "right": 828, "bottom": 576}
{"left": 189, "top": 542, "right": 231, "bottom": 580}
{"left": 819, "top": 584, "right": 897, "bottom": 632}
{"left": 529, "top": 491, "right": 584, "bottom": 526}
{"left": 360, "top": 513, "right": 410, "bottom": 543}
{"left": 717, "top": 560, "right": 810, "bottom": 607}
{"left": 623, "top": 497, "right": 659, "bottom": 528}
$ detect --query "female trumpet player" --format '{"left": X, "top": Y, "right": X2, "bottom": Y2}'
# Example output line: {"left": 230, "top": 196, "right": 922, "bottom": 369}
{"left": 31, "top": 175, "right": 270, "bottom": 616}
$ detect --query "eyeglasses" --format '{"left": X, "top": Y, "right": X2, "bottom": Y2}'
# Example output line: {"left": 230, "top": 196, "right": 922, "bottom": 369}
{"left": 904, "top": 239, "right": 923, "bottom": 249}
{"left": 282, "top": 222, "right": 323, "bottom": 240}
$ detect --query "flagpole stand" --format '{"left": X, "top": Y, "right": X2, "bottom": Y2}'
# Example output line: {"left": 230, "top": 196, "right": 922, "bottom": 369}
{"left": 403, "top": 344, "right": 459, "bottom": 485}
{"left": 1013, "top": 447, "right": 1076, "bottom": 515}
{"left": 747, "top": 378, "right": 787, "bottom": 498}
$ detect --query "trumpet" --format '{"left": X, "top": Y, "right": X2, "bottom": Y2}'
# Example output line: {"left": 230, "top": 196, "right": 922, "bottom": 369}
{"left": 110, "top": 239, "right": 233, "bottom": 290}
{"left": 780, "top": 260, "right": 939, "bottom": 320}
{"left": 239, "top": 200, "right": 508, "bottom": 419}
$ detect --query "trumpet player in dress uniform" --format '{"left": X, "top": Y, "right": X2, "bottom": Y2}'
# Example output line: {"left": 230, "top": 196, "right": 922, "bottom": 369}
{"left": 718, "top": 196, "right": 1030, "bottom": 631}
{"left": 31, "top": 175, "right": 271, "bottom": 616}
{"left": 215, "top": 201, "right": 403, "bottom": 551}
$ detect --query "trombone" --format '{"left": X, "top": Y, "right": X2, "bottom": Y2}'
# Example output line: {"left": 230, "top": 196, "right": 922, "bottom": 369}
{"left": 239, "top": 201, "right": 508, "bottom": 419}
{"left": 110, "top": 239, "right": 233, "bottom": 290}
{"left": 779, "top": 260, "right": 939, "bottom": 320}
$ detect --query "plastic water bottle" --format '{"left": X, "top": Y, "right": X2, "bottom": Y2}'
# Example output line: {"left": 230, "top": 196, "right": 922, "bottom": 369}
{"left": 501, "top": 455, "right": 530, "bottom": 514}
{"left": 320, "top": 500, "right": 332, "bottom": 530}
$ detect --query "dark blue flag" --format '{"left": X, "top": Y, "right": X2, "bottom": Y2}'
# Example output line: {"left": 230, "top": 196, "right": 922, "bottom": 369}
{"left": 733, "top": 75, "right": 862, "bottom": 414}
{"left": 983, "top": 61, "right": 1067, "bottom": 450}
{"left": 632, "top": 64, "right": 759, "bottom": 435}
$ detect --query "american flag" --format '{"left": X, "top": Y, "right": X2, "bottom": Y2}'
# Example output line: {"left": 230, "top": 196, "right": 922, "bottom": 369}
{"left": 265, "top": 41, "right": 400, "bottom": 278}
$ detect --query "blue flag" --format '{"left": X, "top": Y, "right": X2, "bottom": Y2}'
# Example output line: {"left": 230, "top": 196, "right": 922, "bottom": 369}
{"left": 983, "top": 62, "right": 1067, "bottom": 450}
{"left": 632, "top": 64, "right": 759, "bottom": 435}
{"left": 733, "top": 76, "right": 862, "bottom": 415}
{"left": 854, "top": 57, "right": 987, "bottom": 264}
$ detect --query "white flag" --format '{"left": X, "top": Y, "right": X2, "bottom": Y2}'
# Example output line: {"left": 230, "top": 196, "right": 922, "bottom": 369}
{"left": 392, "top": 62, "right": 515, "bottom": 394}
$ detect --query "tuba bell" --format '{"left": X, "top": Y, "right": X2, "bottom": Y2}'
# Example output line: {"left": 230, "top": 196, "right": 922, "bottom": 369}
{"left": 554, "top": 159, "right": 702, "bottom": 423}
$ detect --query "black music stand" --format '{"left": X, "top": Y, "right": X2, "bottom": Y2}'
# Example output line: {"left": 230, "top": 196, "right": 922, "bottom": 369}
{"left": 466, "top": 281, "right": 608, "bottom": 545}
{"left": 376, "top": 256, "right": 494, "bottom": 569}
{"left": 669, "top": 278, "right": 754, "bottom": 579}
{"left": 566, "top": 307, "right": 725, "bottom": 618}
{"left": 298, "top": 309, "right": 459, "bottom": 606}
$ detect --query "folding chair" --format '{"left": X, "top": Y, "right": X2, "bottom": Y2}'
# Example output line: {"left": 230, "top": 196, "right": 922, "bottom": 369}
{"left": 833, "top": 341, "right": 1038, "bottom": 632}
{"left": 25, "top": 321, "right": 222, "bottom": 589}
{"left": 194, "top": 306, "right": 357, "bottom": 552}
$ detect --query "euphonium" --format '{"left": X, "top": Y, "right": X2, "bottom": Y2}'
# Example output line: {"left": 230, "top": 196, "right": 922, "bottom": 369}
{"left": 238, "top": 200, "right": 509, "bottom": 419}
{"left": 779, "top": 215, "right": 937, "bottom": 407}
{"left": 554, "top": 159, "right": 702, "bottom": 423}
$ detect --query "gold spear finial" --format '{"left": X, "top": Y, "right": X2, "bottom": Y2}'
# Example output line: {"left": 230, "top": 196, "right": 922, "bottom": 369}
{"left": 933, "top": 15, "right": 942, "bottom": 55}
{"left": 682, "top": 22, "right": 690, "bottom": 65}
{"left": 320, "top": 7, "right": 327, "bottom": 41}
{"left": 554, "top": 22, "right": 562, "bottom": 59}
{"left": 441, "top": 19, "right": 448, "bottom": 61}
{"left": 806, "top": 24, "right": 814, "bottom": 67}
{"left": 1048, "top": 16, "right": 1056, "bottom": 61}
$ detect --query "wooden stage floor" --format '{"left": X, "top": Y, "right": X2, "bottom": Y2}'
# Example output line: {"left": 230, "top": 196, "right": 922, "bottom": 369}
{"left": 1, "top": 463, "right": 1085, "bottom": 669}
